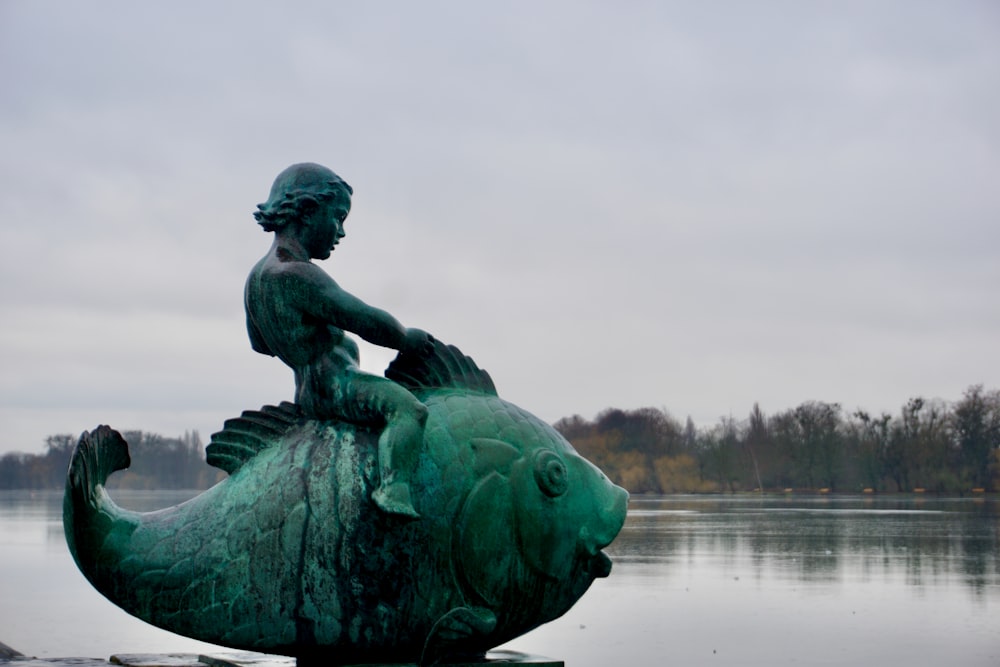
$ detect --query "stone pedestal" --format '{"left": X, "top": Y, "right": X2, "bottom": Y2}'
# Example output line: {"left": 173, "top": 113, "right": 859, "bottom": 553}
{"left": 2, "top": 650, "right": 562, "bottom": 667}
{"left": 110, "top": 652, "right": 564, "bottom": 667}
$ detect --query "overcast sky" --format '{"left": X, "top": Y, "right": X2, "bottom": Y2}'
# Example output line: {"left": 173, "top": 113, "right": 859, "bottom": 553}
{"left": 1, "top": 1, "right": 998, "bottom": 455}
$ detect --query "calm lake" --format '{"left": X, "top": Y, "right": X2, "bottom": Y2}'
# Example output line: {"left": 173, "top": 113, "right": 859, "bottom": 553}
{"left": 1, "top": 491, "right": 997, "bottom": 666}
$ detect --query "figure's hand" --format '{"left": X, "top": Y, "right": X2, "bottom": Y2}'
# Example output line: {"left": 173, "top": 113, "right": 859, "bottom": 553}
{"left": 403, "top": 328, "right": 435, "bottom": 357}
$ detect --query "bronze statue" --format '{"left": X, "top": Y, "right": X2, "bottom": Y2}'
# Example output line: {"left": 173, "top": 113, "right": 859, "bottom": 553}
{"left": 63, "top": 163, "right": 628, "bottom": 666}
{"left": 246, "top": 163, "right": 433, "bottom": 518}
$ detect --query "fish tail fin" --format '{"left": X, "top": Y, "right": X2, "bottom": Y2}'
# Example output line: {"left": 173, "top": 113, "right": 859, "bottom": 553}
{"left": 67, "top": 425, "right": 131, "bottom": 495}
{"left": 63, "top": 426, "right": 136, "bottom": 581}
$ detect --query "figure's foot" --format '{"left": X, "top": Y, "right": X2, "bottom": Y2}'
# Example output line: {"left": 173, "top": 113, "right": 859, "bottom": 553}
{"left": 373, "top": 482, "right": 420, "bottom": 520}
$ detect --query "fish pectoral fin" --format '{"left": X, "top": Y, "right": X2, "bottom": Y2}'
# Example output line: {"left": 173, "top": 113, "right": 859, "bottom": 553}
{"left": 470, "top": 438, "right": 520, "bottom": 475}
{"left": 420, "top": 606, "right": 497, "bottom": 666}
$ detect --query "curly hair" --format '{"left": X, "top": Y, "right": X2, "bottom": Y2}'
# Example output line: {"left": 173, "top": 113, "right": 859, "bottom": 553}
{"left": 253, "top": 163, "right": 353, "bottom": 232}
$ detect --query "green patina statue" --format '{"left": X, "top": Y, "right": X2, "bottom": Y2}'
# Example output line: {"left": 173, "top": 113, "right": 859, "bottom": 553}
{"left": 63, "top": 163, "right": 628, "bottom": 666}
{"left": 246, "top": 163, "right": 433, "bottom": 519}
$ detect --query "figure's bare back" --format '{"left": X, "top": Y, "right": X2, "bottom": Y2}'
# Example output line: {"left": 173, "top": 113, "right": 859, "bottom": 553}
{"left": 245, "top": 252, "right": 358, "bottom": 372}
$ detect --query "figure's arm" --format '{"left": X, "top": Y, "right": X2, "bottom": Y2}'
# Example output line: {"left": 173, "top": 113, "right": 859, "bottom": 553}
{"left": 289, "top": 263, "right": 432, "bottom": 354}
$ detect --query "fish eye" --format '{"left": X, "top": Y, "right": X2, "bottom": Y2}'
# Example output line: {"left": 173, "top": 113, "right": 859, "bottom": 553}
{"left": 534, "top": 450, "right": 568, "bottom": 497}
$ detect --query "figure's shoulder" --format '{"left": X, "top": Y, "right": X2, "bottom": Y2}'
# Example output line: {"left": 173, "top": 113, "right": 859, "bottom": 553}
{"left": 253, "top": 253, "right": 334, "bottom": 288}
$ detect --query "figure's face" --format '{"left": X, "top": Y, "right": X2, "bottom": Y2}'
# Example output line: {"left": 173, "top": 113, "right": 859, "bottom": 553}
{"left": 304, "top": 197, "right": 350, "bottom": 260}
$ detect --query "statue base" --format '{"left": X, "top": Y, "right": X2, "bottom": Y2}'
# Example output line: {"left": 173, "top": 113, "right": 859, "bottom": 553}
{"left": 336, "top": 651, "right": 563, "bottom": 666}
{"left": 104, "top": 651, "right": 563, "bottom": 667}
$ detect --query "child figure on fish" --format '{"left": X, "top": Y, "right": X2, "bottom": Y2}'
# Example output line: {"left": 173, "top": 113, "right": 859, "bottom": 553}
{"left": 245, "top": 162, "right": 434, "bottom": 519}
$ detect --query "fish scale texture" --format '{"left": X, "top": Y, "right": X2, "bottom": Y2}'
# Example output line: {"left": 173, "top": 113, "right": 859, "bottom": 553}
{"left": 66, "top": 383, "right": 628, "bottom": 664}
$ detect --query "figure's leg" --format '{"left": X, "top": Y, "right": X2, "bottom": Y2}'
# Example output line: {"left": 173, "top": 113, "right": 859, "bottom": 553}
{"left": 370, "top": 401, "right": 427, "bottom": 519}
{"left": 346, "top": 371, "right": 428, "bottom": 519}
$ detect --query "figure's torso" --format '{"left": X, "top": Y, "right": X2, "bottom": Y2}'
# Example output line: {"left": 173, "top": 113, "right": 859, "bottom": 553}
{"left": 245, "top": 251, "right": 360, "bottom": 378}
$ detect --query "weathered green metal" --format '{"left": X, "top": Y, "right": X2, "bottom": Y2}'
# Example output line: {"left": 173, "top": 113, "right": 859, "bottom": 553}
{"left": 246, "top": 163, "right": 435, "bottom": 520}
{"left": 63, "top": 164, "right": 628, "bottom": 666}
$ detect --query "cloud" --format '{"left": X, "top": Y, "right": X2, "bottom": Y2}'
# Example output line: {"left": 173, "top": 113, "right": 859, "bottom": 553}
{"left": 1, "top": 1, "right": 998, "bottom": 453}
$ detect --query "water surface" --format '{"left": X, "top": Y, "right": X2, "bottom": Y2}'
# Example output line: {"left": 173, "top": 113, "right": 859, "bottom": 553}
{"left": 1, "top": 491, "right": 997, "bottom": 665}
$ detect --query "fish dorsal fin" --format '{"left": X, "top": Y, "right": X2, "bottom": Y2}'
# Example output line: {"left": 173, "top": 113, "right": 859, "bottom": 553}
{"left": 386, "top": 340, "right": 497, "bottom": 396}
{"left": 207, "top": 401, "right": 303, "bottom": 475}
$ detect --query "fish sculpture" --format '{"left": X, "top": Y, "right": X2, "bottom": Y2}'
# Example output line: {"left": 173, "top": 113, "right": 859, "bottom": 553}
{"left": 64, "top": 343, "right": 628, "bottom": 665}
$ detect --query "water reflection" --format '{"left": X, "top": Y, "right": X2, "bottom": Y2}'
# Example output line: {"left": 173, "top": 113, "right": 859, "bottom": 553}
{"left": 2, "top": 491, "right": 998, "bottom": 665}
{"left": 610, "top": 495, "right": 1000, "bottom": 596}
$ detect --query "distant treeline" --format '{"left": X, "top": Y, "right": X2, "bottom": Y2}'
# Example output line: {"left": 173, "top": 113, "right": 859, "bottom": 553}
{"left": 0, "top": 430, "right": 224, "bottom": 490}
{"left": 557, "top": 384, "right": 1000, "bottom": 494}
{"left": 4, "top": 384, "right": 998, "bottom": 494}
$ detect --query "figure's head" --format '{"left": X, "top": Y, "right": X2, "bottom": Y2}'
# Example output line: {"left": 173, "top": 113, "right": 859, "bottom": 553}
{"left": 253, "top": 163, "right": 353, "bottom": 233}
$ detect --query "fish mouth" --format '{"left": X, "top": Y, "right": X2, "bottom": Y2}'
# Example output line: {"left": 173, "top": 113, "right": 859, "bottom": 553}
{"left": 590, "top": 550, "right": 613, "bottom": 578}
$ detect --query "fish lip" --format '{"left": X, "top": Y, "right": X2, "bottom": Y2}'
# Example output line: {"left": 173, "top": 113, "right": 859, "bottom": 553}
{"left": 591, "top": 550, "right": 613, "bottom": 578}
